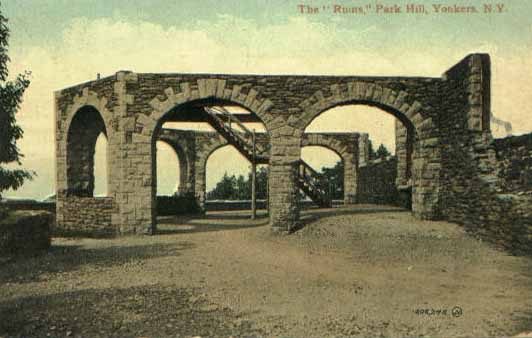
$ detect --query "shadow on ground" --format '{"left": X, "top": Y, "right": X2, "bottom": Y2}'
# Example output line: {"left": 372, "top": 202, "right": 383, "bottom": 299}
{"left": 0, "top": 241, "right": 195, "bottom": 285}
{"left": 0, "top": 285, "right": 262, "bottom": 338}
{"left": 293, "top": 204, "right": 409, "bottom": 232}
{"left": 508, "top": 264, "right": 532, "bottom": 336}
{"left": 156, "top": 211, "right": 269, "bottom": 235}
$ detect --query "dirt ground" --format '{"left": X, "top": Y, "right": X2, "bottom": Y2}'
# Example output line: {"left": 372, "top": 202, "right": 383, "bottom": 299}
{"left": 1, "top": 204, "right": 532, "bottom": 338}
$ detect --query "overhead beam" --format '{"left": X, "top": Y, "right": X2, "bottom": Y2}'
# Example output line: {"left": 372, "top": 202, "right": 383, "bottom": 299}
{"left": 162, "top": 106, "right": 262, "bottom": 123}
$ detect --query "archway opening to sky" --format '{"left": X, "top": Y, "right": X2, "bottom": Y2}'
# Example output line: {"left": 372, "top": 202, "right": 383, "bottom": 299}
{"left": 156, "top": 141, "right": 181, "bottom": 196}
{"left": 304, "top": 104, "right": 413, "bottom": 208}
{"left": 205, "top": 145, "right": 266, "bottom": 202}
{"left": 305, "top": 105, "right": 397, "bottom": 156}
{"left": 149, "top": 100, "right": 269, "bottom": 230}
{"left": 93, "top": 133, "right": 108, "bottom": 197}
{"left": 301, "top": 146, "right": 343, "bottom": 202}
{"left": 66, "top": 105, "right": 108, "bottom": 198}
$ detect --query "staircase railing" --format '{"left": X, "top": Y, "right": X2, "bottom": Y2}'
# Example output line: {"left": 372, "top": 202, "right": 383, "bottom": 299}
{"left": 204, "top": 106, "right": 269, "bottom": 157}
{"left": 298, "top": 160, "right": 332, "bottom": 207}
{"left": 204, "top": 105, "right": 330, "bottom": 207}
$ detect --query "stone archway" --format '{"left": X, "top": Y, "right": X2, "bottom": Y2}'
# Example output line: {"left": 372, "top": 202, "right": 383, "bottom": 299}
{"left": 65, "top": 105, "right": 108, "bottom": 197}
{"left": 296, "top": 82, "right": 439, "bottom": 219}
{"left": 193, "top": 134, "right": 228, "bottom": 210}
{"left": 156, "top": 138, "right": 192, "bottom": 195}
{"left": 301, "top": 134, "right": 358, "bottom": 204}
{"left": 133, "top": 81, "right": 274, "bottom": 233}
{"left": 55, "top": 88, "right": 119, "bottom": 235}
{"left": 56, "top": 89, "right": 115, "bottom": 198}
{"left": 58, "top": 54, "right": 489, "bottom": 235}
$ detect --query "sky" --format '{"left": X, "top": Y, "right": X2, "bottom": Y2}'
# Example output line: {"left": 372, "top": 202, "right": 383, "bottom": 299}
{"left": 2, "top": 0, "right": 531, "bottom": 199}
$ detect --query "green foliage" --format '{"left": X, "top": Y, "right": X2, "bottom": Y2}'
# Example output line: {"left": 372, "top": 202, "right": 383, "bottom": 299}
{"left": 207, "top": 167, "right": 268, "bottom": 200}
{"left": 157, "top": 192, "right": 201, "bottom": 216}
{"left": 321, "top": 161, "right": 344, "bottom": 200}
{"left": 375, "top": 144, "right": 392, "bottom": 159}
{"left": 0, "top": 6, "right": 33, "bottom": 201}
{"left": 368, "top": 141, "right": 392, "bottom": 160}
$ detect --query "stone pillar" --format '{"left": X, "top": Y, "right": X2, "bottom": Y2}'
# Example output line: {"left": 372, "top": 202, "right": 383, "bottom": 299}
{"left": 113, "top": 71, "right": 155, "bottom": 234}
{"left": 193, "top": 153, "right": 207, "bottom": 213}
{"left": 268, "top": 126, "right": 302, "bottom": 232}
{"left": 343, "top": 151, "right": 358, "bottom": 204}
{"left": 343, "top": 135, "right": 360, "bottom": 205}
{"left": 355, "top": 133, "right": 370, "bottom": 204}
{"left": 395, "top": 120, "right": 411, "bottom": 187}
{"left": 358, "top": 133, "right": 369, "bottom": 166}
{"left": 411, "top": 136, "right": 442, "bottom": 220}
{"left": 168, "top": 143, "right": 193, "bottom": 195}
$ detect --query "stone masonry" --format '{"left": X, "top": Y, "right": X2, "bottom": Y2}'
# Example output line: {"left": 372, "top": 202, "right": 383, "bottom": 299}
{"left": 56, "top": 54, "right": 509, "bottom": 237}
{"left": 158, "top": 129, "right": 362, "bottom": 209}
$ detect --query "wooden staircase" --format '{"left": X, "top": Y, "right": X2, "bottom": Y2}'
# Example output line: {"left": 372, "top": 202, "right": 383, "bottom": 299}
{"left": 204, "top": 106, "right": 332, "bottom": 208}
{"left": 297, "top": 160, "right": 332, "bottom": 208}
{"left": 204, "top": 106, "right": 269, "bottom": 164}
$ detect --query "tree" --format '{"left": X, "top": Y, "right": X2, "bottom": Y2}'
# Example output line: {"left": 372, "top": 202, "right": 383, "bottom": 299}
{"left": 368, "top": 141, "right": 391, "bottom": 160}
{"left": 375, "top": 143, "right": 391, "bottom": 159}
{"left": 207, "top": 173, "right": 237, "bottom": 200}
{"left": 207, "top": 166, "right": 269, "bottom": 200}
{"left": 321, "top": 161, "right": 343, "bottom": 200}
{"left": 0, "top": 6, "right": 33, "bottom": 205}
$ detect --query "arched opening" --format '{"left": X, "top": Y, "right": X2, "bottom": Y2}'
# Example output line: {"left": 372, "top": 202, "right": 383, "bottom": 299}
{"left": 205, "top": 145, "right": 269, "bottom": 206}
{"left": 304, "top": 103, "right": 415, "bottom": 209}
{"left": 66, "top": 106, "right": 107, "bottom": 197}
{"left": 151, "top": 98, "right": 270, "bottom": 231}
{"left": 156, "top": 141, "right": 181, "bottom": 196}
{"left": 301, "top": 146, "right": 343, "bottom": 204}
{"left": 93, "top": 133, "right": 108, "bottom": 197}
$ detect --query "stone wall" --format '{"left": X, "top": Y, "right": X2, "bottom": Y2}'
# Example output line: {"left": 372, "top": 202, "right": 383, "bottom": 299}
{"left": 493, "top": 133, "right": 532, "bottom": 193}
{"left": 437, "top": 54, "right": 532, "bottom": 255}
{"left": 55, "top": 196, "right": 118, "bottom": 236}
{"left": 1, "top": 200, "right": 55, "bottom": 213}
{"left": 0, "top": 211, "right": 52, "bottom": 258}
{"left": 357, "top": 157, "right": 399, "bottom": 205}
{"left": 159, "top": 129, "right": 360, "bottom": 208}
{"left": 444, "top": 133, "right": 532, "bottom": 255}
{"left": 55, "top": 55, "right": 488, "bottom": 234}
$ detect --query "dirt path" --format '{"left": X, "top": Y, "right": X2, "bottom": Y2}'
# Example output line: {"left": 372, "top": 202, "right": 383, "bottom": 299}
{"left": 1, "top": 205, "right": 531, "bottom": 337}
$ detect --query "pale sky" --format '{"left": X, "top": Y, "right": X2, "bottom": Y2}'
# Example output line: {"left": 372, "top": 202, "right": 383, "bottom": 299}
{"left": 2, "top": 0, "right": 531, "bottom": 199}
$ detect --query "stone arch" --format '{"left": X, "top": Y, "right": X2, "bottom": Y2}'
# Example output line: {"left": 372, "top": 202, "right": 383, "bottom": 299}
{"left": 137, "top": 80, "right": 275, "bottom": 139}
{"left": 157, "top": 137, "right": 191, "bottom": 195}
{"left": 298, "top": 84, "right": 426, "bottom": 185}
{"left": 141, "top": 80, "right": 275, "bottom": 224}
{"left": 297, "top": 82, "right": 440, "bottom": 218}
{"left": 61, "top": 88, "right": 113, "bottom": 141}
{"left": 301, "top": 136, "right": 349, "bottom": 160}
{"left": 56, "top": 88, "right": 115, "bottom": 195}
{"left": 301, "top": 134, "right": 357, "bottom": 204}
{"left": 194, "top": 135, "right": 231, "bottom": 208}
{"left": 297, "top": 82, "right": 432, "bottom": 137}
{"left": 65, "top": 105, "right": 108, "bottom": 197}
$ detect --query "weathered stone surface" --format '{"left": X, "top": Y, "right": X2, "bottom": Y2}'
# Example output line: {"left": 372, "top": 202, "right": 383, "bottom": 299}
{"left": 159, "top": 129, "right": 361, "bottom": 209}
{"left": 54, "top": 53, "right": 532, "bottom": 256}
{"left": 358, "top": 157, "right": 399, "bottom": 205}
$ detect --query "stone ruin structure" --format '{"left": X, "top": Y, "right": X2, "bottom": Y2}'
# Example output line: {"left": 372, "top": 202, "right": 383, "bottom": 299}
{"left": 157, "top": 129, "right": 366, "bottom": 210}
{"left": 54, "top": 54, "right": 532, "bottom": 254}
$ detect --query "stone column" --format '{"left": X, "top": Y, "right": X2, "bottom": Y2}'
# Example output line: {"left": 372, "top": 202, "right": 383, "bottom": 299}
{"left": 193, "top": 159, "right": 207, "bottom": 213}
{"left": 113, "top": 71, "right": 156, "bottom": 234}
{"left": 343, "top": 151, "right": 358, "bottom": 204}
{"left": 395, "top": 120, "right": 411, "bottom": 187}
{"left": 358, "top": 133, "right": 370, "bottom": 166}
{"left": 268, "top": 125, "right": 302, "bottom": 232}
{"left": 411, "top": 135, "right": 442, "bottom": 220}
{"left": 168, "top": 143, "right": 193, "bottom": 195}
